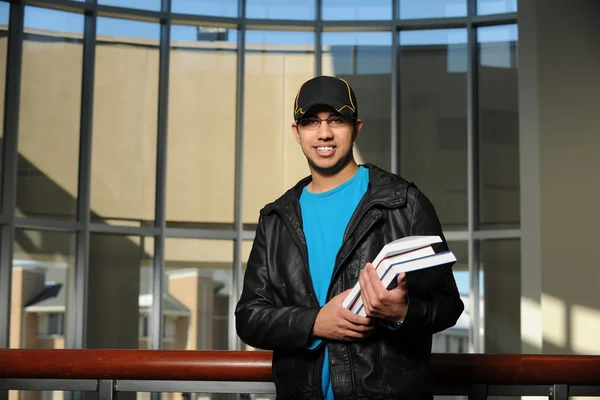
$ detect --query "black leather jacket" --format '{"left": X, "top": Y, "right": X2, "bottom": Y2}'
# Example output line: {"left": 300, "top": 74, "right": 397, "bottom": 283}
{"left": 235, "top": 164, "right": 464, "bottom": 400}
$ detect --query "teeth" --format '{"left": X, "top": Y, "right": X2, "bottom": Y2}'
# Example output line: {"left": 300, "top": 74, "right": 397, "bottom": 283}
{"left": 317, "top": 147, "right": 333, "bottom": 151}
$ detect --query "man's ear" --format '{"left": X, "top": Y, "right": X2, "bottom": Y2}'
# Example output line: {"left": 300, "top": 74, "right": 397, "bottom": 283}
{"left": 292, "top": 124, "right": 301, "bottom": 144}
{"left": 353, "top": 119, "right": 363, "bottom": 141}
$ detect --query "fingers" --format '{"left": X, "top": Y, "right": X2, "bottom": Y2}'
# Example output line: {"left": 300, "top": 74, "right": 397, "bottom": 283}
{"left": 397, "top": 272, "right": 407, "bottom": 289}
{"left": 359, "top": 263, "right": 387, "bottom": 317}
{"left": 341, "top": 308, "right": 374, "bottom": 326}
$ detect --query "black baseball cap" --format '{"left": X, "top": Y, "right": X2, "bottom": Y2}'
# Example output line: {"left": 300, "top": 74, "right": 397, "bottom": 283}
{"left": 293, "top": 76, "right": 358, "bottom": 122}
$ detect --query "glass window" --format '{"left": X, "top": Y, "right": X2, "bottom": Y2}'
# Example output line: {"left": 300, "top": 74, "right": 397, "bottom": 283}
{"left": 167, "top": 26, "right": 238, "bottom": 229}
{"left": 98, "top": 0, "right": 161, "bottom": 12}
{"left": 323, "top": 0, "right": 392, "bottom": 20}
{"left": 91, "top": 18, "right": 159, "bottom": 226}
{"left": 399, "top": 0, "right": 467, "bottom": 19}
{"left": 322, "top": 32, "right": 392, "bottom": 170}
{"left": 16, "top": 7, "right": 83, "bottom": 221}
{"left": 433, "top": 241, "right": 469, "bottom": 353}
{"left": 478, "top": 25, "right": 519, "bottom": 229}
{"left": 247, "top": 0, "right": 315, "bottom": 20}
{"left": 399, "top": 29, "right": 468, "bottom": 230}
{"left": 480, "top": 239, "right": 520, "bottom": 353}
{"left": 242, "top": 30, "right": 315, "bottom": 225}
{"left": 477, "top": 0, "right": 517, "bottom": 15}
{"left": 86, "top": 234, "right": 154, "bottom": 349}
{"left": 0, "top": 2, "right": 8, "bottom": 180}
{"left": 11, "top": 230, "right": 75, "bottom": 348}
{"left": 172, "top": 0, "right": 238, "bottom": 17}
{"left": 163, "top": 239, "right": 233, "bottom": 351}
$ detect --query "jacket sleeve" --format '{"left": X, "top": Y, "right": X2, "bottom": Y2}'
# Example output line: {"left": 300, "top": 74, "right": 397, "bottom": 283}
{"left": 235, "top": 216, "right": 320, "bottom": 351}
{"left": 400, "top": 188, "right": 465, "bottom": 335}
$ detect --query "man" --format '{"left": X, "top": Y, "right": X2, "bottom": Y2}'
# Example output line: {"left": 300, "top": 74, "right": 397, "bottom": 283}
{"left": 235, "top": 76, "right": 464, "bottom": 399}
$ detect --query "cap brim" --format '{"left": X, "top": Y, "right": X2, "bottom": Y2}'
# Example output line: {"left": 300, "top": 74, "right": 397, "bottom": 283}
{"left": 294, "top": 98, "right": 356, "bottom": 121}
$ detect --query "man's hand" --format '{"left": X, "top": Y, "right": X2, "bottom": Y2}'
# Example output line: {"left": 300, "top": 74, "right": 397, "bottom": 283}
{"left": 312, "top": 289, "right": 377, "bottom": 341}
{"left": 359, "top": 263, "right": 408, "bottom": 323}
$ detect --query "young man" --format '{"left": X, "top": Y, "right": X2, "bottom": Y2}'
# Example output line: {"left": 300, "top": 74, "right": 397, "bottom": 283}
{"left": 235, "top": 76, "right": 464, "bottom": 399}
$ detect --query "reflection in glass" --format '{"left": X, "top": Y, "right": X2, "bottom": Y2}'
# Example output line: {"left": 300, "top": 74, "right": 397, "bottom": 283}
{"left": 478, "top": 25, "right": 519, "bottom": 229}
{"left": 477, "top": 0, "right": 517, "bottom": 15}
{"left": 322, "top": 32, "right": 392, "bottom": 170}
{"left": 11, "top": 230, "right": 76, "bottom": 400}
{"left": 242, "top": 30, "right": 315, "bottom": 224}
{"left": 17, "top": 7, "right": 83, "bottom": 220}
{"left": 98, "top": 0, "right": 161, "bottom": 12}
{"left": 87, "top": 235, "right": 154, "bottom": 349}
{"left": 91, "top": 18, "right": 159, "bottom": 225}
{"left": 433, "top": 241, "right": 469, "bottom": 353}
{"left": 0, "top": 2, "right": 10, "bottom": 182}
{"left": 167, "top": 26, "right": 238, "bottom": 229}
{"left": 247, "top": 0, "right": 315, "bottom": 20}
{"left": 399, "top": 29, "right": 468, "bottom": 230}
{"left": 164, "top": 239, "right": 233, "bottom": 351}
{"left": 399, "top": 0, "right": 467, "bottom": 19}
{"left": 322, "top": 0, "right": 391, "bottom": 20}
{"left": 172, "top": 0, "right": 238, "bottom": 17}
{"left": 480, "top": 239, "right": 520, "bottom": 353}
{"left": 11, "top": 230, "right": 76, "bottom": 349}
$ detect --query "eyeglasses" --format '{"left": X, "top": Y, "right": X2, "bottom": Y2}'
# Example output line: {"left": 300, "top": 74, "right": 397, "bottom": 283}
{"left": 296, "top": 115, "right": 354, "bottom": 130}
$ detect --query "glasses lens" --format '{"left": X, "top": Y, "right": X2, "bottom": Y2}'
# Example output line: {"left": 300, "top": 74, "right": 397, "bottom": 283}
{"left": 327, "top": 116, "right": 351, "bottom": 128}
{"left": 298, "top": 118, "right": 320, "bottom": 130}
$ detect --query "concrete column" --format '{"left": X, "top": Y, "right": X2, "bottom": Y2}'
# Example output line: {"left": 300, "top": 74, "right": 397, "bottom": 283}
{"left": 519, "top": 0, "right": 600, "bottom": 354}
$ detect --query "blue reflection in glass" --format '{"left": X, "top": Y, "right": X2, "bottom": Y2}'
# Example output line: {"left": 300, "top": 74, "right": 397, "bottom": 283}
{"left": 323, "top": 32, "right": 392, "bottom": 75}
{"left": 477, "top": 0, "right": 517, "bottom": 15}
{"left": 0, "top": 2, "right": 9, "bottom": 25}
{"left": 454, "top": 271, "right": 484, "bottom": 295}
{"left": 247, "top": 0, "right": 315, "bottom": 20}
{"left": 400, "top": 0, "right": 466, "bottom": 19}
{"left": 98, "top": 0, "right": 161, "bottom": 12}
{"left": 97, "top": 17, "right": 160, "bottom": 41}
{"left": 171, "top": 25, "right": 238, "bottom": 44}
{"left": 401, "top": 29, "right": 467, "bottom": 73}
{"left": 24, "top": 6, "right": 83, "bottom": 34}
{"left": 172, "top": 0, "right": 238, "bottom": 17}
{"left": 245, "top": 30, "right": 314, "bottom": 46}
{"left": 478, "top": 24, "right": 517, "bottom": 68}
{"left": 323, "top": 0, "right": 391, "bottom": 20}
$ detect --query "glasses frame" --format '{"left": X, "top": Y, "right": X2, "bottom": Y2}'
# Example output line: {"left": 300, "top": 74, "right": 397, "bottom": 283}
{"left": 296, "top": 115, "right": 356, "bottom": 131}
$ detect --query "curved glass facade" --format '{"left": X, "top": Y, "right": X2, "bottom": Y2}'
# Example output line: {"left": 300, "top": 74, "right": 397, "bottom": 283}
{"left": 0, "top": 0, "right": 519, "bottom": 365}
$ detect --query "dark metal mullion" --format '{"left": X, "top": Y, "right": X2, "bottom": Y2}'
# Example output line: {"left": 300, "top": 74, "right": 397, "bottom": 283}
{"left": 14, "top": 218, "right": 84, "bottom": 232}
{"left": 466, "top": 0, "right": 482, "bottom": 353}
{"left": 0, "top": 0, "right": 24, "bottom": 350}
{"left": 315, "top": 0, "right": 322, "bottom": 75}
{"left": 72, "top": 0, "right": 97, "bottom": 350}
{"left": 150, "top": 0, "right": 171, "bottom": 352}
{"left": 390, "top": 0, "right": 399, "bottom": 174}
{"left": 229, "top": 0, "right": 246, "bottom": 352}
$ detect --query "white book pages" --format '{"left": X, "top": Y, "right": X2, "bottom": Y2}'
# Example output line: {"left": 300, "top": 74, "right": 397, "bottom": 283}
{"left": 348, "top": 246, "right": 435, "bottom": 313}
{"left": 355, "top": 251, "right": 457, "bottom": 317}
{"left": 341, "top": 235, "right": 442, "bottom": 309}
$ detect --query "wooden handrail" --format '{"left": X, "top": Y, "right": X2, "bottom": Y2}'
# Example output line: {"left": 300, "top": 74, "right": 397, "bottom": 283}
{"left": 1, "top": 350, "right": 600, "bottom": 385}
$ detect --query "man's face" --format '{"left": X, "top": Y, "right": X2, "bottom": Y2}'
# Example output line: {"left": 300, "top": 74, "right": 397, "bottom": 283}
{"left": 292, "top": 105, "right": 362, "bottom": 176}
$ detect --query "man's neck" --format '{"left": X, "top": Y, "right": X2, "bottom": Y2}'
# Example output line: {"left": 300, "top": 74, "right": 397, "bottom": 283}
{"left": 307, "top": 161, "right": 360, "bottom": 194}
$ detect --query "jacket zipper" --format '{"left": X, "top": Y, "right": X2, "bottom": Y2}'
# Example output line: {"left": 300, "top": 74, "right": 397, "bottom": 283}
{"left": 273, "top": 206, "right": 325, "bottom": 400}
{"left": 326, "top": 205, "right": 382, "bottom": 301}
{"left": 272, "top": 206, "right": 320, "bottom": 308}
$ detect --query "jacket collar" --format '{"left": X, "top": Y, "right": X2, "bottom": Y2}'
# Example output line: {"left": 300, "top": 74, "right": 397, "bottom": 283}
{"left": 261, "top": 163, "right": 411, "bottom": 218}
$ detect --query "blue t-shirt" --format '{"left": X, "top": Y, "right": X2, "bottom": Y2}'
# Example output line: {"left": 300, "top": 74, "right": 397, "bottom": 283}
{"left": 299, "top": 166, "right": 369, "bottom": 400}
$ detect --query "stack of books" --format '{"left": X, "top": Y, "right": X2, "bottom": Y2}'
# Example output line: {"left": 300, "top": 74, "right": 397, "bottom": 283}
{"left": 342, "top": 235, "right": 456, "bottom": 317}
